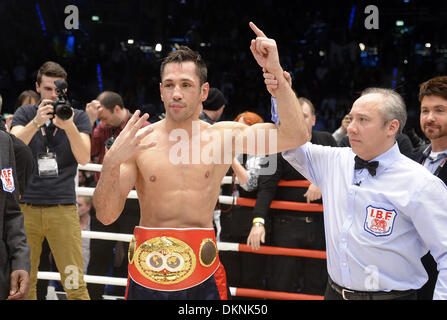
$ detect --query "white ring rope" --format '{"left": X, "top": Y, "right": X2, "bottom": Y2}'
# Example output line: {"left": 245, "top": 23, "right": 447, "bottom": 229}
{"left": 37, "top": 230, "right": 240, "bottom": 288}
{"left": 38, "top": 269, "right": 237, "bottom": 297}
{"left": 78, "top": 164, "right": 238, "bottom": 185}
{"left": 77, "top": 186, "right": 233, "bottom": 204}
{"left": 81, "top": 230, "right": 240, "bottom": 251}
{"left": 77, "top": 164, "right": 236, "bottom": 201}
{"left": 38, "top": 271, "right": 128, "bottom": 287}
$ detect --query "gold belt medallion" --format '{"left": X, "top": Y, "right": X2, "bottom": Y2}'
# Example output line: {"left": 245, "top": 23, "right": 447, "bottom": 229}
{"left": 133, "top": 236, "right": 196, "bottom": 284}
{"left": 199, "top": 238, "right": 217, "bottom": 267}
{"left": 128, "top": 236, "right": 137, "bottom": 264}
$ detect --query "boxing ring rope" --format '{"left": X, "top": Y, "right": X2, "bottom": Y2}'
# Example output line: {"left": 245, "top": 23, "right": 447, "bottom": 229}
{"left": 38, "top": 164, "right": 326, "bottom": 300}
{"left": 80, "top": 230, "right": 326, "bottom": 259}
{"left": 37, "top": 270, "right": 322, "bottom": 300}
{"left": 38, "top": 229, "right": 326, "bottom": 299}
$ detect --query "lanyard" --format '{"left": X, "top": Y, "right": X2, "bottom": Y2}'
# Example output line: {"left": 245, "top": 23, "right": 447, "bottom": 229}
{"left": 40, "top": 126, "right": 58, "bottom": 153}
{"left": 434, "top": 157, "right": 447, "bottom": 177}
{"left": 423, "top": 156, "right": 447, "bottom": 177}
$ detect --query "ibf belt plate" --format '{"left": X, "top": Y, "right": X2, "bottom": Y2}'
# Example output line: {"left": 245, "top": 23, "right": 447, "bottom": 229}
{"left": 133, "top": 236, "right": 196, "bottom": 285}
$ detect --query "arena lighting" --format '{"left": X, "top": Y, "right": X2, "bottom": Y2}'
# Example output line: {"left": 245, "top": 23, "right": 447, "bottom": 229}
{"left": 396, "top": 20, "right": 404, "bottom": 27}
{"left": 359, "top": 43, "right": 366, "bottom": 51}
{"left": 35, "top": 3, "right": 47, "bottom": 35}
{"left": 155, "top": 43, "right": 162, "bottom": 52}
{"left": 348, "top": 5, "right": 356, "bottom": 30}
{"left": 392, "top": 67, "right": 398, "bottom": 89}
{"left": 139, "top": 45, "right": 152, "bottom": 53}
{"left": 65, "top": 35, "right": 75, "bottom": 55}
{"left": 91, "top": 15, "right": 100, "bottom": 22}
{"left": 96, "top": 64, "right": 103, "bottom": 92}
{"left": 128, "top": 39, "right": 134, "bottom": 45}
{"left": 425, "top": 43, "right": 431, "bottom": 48}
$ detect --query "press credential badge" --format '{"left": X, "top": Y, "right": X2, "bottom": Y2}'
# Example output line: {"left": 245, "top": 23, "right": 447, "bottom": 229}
{"left": 37, "top": 152, "right": 59, "bottom": 178}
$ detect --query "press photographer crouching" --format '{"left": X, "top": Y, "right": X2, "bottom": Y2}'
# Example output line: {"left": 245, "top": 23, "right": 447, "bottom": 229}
{"left": 10, "top": 61, "right": 92, "bottom": 300}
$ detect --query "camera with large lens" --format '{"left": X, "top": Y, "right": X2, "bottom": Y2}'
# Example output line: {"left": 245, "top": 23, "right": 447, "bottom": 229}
{"left": 51, "top": 80, "right": 73, "bottom": 120}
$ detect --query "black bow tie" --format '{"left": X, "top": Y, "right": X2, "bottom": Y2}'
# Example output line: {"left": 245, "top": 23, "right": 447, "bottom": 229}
{"left": 354, "top": 156, "right": 379, "bottom": 176}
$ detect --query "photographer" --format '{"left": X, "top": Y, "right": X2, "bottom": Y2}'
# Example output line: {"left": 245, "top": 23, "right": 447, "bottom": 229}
{"left": 10, "top": 61, "right": 91, "bottom": 300}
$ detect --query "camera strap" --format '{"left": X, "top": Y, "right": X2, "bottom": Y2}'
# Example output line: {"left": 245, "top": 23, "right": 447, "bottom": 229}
{"left": 38, "top": 126, "right": 59, "bottom": 178}
{"left": 40, "top": 125, "right": 58, "bottom": 153}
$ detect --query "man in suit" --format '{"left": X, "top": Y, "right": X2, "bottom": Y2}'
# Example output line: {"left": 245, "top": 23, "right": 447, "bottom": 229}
{"left": 413, "top": 76, "right": 447, "bottom": 299}
{"left": 0, "top": 129, "right": 30, "bottom": 299}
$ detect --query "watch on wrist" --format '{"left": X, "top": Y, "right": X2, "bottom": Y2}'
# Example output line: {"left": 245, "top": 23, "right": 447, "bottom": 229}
{"left": 32, "top": 118, "right": 42, "bottom": 129}
{"left": 252, "top": 217, "right": 265, "bottom": 227}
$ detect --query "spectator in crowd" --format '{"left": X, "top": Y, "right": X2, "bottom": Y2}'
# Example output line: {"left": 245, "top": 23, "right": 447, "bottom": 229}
{"left": 10, "top": 61, "right": 92, "bottom": 300}
{"left": 78, "top": 170, "right": 96, "bottom": 188}
{"left": 220, "top": 111, "right": 267, "bottom": 290}
{"left": 3, "top": 90, "right": 40, "bottom": 132}
{"left": 332, "top": 113, "right": 351, "bottom": 145}
{"left": 77, "top": 196, "right": 92, "bottom": 274}
{"left": 412, "top": 76, "right": 447, "bottom": 300}
{"left": 15, "top": 90, "right": 40, "bottom": 111}
{"left": 199, "top": 87, "right": 226, "bottom": 124}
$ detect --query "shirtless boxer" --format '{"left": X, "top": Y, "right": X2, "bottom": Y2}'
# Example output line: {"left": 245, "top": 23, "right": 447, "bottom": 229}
{"left": 93, "top": 22, "right": 309, "bottom": 300}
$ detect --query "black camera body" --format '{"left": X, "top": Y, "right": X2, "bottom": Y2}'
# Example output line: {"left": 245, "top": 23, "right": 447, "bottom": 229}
{"left": 51, "top": 80, "right": 73, "bottom": 120}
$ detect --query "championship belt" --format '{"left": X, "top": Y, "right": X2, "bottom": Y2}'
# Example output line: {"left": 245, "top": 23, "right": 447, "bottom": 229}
{"left": 128, "top": 227, "right": 220, "bottom": 291}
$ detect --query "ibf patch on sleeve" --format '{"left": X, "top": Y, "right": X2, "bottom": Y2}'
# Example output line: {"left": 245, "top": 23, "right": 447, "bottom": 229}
{"left": 364, "top": 205, "right": 397, "bottom": 237}
{"left": 1, "top": 168, "right": 15, "bottom": 193}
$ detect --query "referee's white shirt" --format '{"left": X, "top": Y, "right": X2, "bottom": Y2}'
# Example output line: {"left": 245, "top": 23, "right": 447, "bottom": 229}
{"left": 283, "top": 142, "right": 447, "bottom": 299}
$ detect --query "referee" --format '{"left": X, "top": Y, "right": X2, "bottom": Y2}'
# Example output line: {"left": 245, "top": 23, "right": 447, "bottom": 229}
{"left": 280, "top": 88, "right": 447, "bottom": 300}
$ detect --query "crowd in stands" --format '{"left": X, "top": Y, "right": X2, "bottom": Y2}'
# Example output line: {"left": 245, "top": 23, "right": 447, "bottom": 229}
{"left": 1, "top": 0, "right": 446, "bottom": 136}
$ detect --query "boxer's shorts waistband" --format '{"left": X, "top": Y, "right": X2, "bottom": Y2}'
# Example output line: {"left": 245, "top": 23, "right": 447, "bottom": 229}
{"left": 128, "top": 226, "right": 220, "bottom": 291}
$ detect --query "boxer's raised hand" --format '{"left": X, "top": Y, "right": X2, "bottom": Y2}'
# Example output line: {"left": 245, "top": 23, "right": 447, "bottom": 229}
{"left": 105, "top": 110, "right": 155, "bottom": 165}
{"left": 249, "top": 22, "right": 282, "bottom": 76}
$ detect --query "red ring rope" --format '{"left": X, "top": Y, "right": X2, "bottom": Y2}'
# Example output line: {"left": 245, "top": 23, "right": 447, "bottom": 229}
{"left": 236, "top": 197, "right": 323, "bottom": 212}
{"left": 234, "top": 287, "right": 324, "bottom": 300}
{"left": 237, "top": 244, "right": 326, "bottom": 259}
{"left": 277, "top": 180, "right": 311, "bottom": 188}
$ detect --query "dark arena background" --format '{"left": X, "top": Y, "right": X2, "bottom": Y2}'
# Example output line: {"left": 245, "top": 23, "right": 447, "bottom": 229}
{"left": 1, "top": 0, "right": 446, "bottom": 138}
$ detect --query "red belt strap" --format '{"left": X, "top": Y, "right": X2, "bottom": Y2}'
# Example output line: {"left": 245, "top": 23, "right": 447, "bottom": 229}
{"left": 128, "top": 227, "right": 220, "bottom": 291}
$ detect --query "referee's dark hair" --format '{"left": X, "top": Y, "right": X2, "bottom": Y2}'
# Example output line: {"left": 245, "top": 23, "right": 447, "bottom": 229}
{"left": 97, "top": 91, "right": 124, "bottom": 112}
